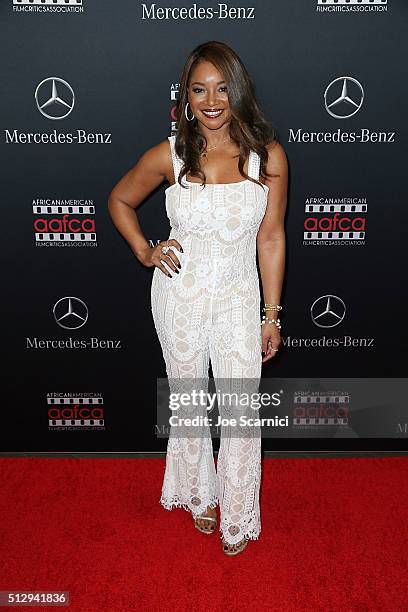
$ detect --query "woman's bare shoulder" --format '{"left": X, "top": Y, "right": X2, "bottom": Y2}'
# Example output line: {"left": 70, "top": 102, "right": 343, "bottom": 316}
{"left": 265, "top": 140, "right": 287, "bottom": 173}
{"left": 141, "top": 137, "right": 172, "bottom": 163}
{"left": 137, "top": 137, "right": 173, "bottom": 180}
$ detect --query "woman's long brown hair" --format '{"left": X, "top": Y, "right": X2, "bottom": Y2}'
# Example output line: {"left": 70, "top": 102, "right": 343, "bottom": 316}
{"left": 174, "top": 40, "right": 280, "bottom": 190}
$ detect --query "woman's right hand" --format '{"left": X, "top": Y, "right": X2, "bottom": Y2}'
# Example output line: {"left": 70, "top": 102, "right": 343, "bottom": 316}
{"left": 137, "top": 239, "right": 183, "bottom": 277}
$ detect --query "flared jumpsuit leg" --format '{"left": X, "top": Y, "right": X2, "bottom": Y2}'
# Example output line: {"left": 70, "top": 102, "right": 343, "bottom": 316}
{"left": 153, "top": 270, "right": 262, "bottom": 545}
{"left": 209, "top": 286, "right": 262, "bottom": 546}
{"left": 153, "top": 287, "right": 219, "bottom": 519}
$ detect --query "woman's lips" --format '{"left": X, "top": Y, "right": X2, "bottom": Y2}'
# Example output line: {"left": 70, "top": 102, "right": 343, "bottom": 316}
{"left": 201, "top": 109, "right": 224, "bottom": 119}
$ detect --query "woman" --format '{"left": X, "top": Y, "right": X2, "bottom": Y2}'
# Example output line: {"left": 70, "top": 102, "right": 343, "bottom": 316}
{"left": 108, "top": 40, "right": 288, "bottom": 556}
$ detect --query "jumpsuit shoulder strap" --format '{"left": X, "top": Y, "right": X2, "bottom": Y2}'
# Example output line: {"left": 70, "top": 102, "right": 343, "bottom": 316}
{"left": 168, "top": 135, "right": 183, "bottom": 183}
{"left": 247, "top": 150, "right": 261, "bottom": 181}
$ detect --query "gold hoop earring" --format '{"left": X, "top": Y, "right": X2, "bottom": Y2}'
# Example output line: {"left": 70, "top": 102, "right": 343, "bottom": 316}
{"left": 184, "top": 102, "right": 195, "bottom": 122}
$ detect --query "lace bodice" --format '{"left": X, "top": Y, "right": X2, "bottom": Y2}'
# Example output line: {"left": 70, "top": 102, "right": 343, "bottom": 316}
{"left": 158, "top": 135, "right": 269, "bottom": 300}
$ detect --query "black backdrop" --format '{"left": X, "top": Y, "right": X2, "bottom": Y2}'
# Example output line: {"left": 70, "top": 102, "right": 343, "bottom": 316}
{"left": 1, "top": 0, "right": 407, "bottom": 453}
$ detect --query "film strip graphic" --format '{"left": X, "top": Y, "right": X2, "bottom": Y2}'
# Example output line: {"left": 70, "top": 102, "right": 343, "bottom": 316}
{"left": 33, "top": 204, "right": 96, "bottom": 242}
{"left": 48, "top": 396, "right": 104, "bottom": 427}
{"left": 318, "top": 1, "right": 387, "bottom": 5}
{"left": 293, "top": 394, "right": 349, "bottom": 426}
{"left": 305, "top": 203, "right": 367, "bottom": 213}
{"left": 50, "top": 418, "right": 104, "bottom": 426}
{"left": 14, "top": 0, "right": 83, "bottom": 5}
{"left": 304, "top": 202, "right": 366, "bottom": 240}
{"left": 36, "top": 232, "right": 96, "bottom": 242}
{"left": 48, "top": 397, "right": 103, "bottom": 405}
{"left": 33, "top": 205, "right": 94, "bottom": 214}
{"left": 304, "top": 230, "right": 365, "bottom": 239}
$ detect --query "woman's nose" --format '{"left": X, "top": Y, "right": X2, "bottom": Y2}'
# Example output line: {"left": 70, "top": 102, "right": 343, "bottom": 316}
{"left": 206, "top": 91, "right": 216, "bottom": 106}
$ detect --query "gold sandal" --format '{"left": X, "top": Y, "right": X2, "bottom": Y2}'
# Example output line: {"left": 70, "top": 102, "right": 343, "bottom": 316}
{"left": 222, "top": 538, "right": 248, "bottom": 556}
{"left": 193, "top": 509, "right": 218, "bottom": 535}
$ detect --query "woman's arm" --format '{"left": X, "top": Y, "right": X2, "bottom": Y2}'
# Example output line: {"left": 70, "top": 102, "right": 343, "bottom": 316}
{"left": 256, "top": 141, "right": 288, "bottom": 360}
{"left": 108, "top": 139, "right": 181, "bottom": 271}
{"left": 257, "top": 141, "right": 288, "bottom": 305}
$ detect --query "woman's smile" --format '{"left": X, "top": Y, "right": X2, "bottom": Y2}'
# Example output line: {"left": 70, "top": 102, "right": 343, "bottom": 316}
{"left": 201, "top": 109, "right": 224, "bottom": 119}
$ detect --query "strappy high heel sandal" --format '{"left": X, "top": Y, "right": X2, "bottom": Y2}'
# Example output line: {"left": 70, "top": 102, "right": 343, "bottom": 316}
{"left": 193, "top": 509, "right": 218, "bottom": 534}
{"left": 222, "top": 538, "right": 248, "bottom": 556}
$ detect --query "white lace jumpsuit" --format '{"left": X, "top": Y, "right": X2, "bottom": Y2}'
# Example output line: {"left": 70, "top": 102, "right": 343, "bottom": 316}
{"left": 151, "top": 135, "right": 269, "bottom": 545}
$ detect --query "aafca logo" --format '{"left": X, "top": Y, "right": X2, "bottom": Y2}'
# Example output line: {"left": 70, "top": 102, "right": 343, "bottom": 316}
{"left": 47, "top": 393, "right": 105, "bottom": 431}
{"left": 303, "top": 196, "right": 367, "bottom": 246}
{"left": 293, "top": 392, "right": 349, "bottom": 429}
{"left": 170, "top": 83, "right": 179, "bottom": 132}
{"left": 324, "top": 76, "right": 364, "bottom": 119}
{"left": 32, "top": 199, "right": 97, "bottom": 247}
{"left": 13, "top": 0, "right": 84, "bottom": 13}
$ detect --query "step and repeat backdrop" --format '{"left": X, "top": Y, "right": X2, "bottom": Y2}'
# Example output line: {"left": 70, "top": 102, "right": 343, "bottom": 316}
{"left": 1, "top": 0, "right": 407, "bottom": 453}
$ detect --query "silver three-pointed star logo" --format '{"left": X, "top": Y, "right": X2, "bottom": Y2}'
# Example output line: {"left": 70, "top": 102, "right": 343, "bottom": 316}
{"left": 324, "top": 76, "right": 364, "bottom": 119}
{"left": 310, "top": 295, "right": 346, "bottom": 328}
{"left": 35, "top": 77, "right": 75, "bottom": 120}
{"left": 53, "top": 297, "right": 88, "bottom": 330}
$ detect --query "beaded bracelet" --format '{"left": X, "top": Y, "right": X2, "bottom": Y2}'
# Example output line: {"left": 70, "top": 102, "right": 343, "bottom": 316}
{"left": 261, "top": 315, "right": 281, "bottom": 329}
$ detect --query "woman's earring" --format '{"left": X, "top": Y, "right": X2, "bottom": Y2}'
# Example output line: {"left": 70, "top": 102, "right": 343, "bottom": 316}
{"left": 184, "top": 102, "right": 195, "bottom": 122}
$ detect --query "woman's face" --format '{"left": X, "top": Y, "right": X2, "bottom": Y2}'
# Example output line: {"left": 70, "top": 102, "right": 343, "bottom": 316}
{"left": 187, "top": 60, "right": 231, "bottom": 131}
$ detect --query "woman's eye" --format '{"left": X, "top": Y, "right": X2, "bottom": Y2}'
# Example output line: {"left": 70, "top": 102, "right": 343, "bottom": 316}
{"left": 192, "top": 86, "right": 228, "bottom": 94}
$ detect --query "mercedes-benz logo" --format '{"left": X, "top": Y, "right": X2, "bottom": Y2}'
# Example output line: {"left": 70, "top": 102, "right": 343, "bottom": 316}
{"left": 310, "top": 295, "right": 346, "bottom": 328}
{"left": 35, "top": 77, "right": 75, "bottom": 120}
{"left": 53, "top": 297, "right": 88, "bottom": 330}
{"left": 324, "top": 76, "right": 364, "bottom": 119}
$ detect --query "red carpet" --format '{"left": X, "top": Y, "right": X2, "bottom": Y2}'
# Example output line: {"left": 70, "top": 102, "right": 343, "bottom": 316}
{"left": 0, "top": 456, "right": 407, "bottom": 611}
